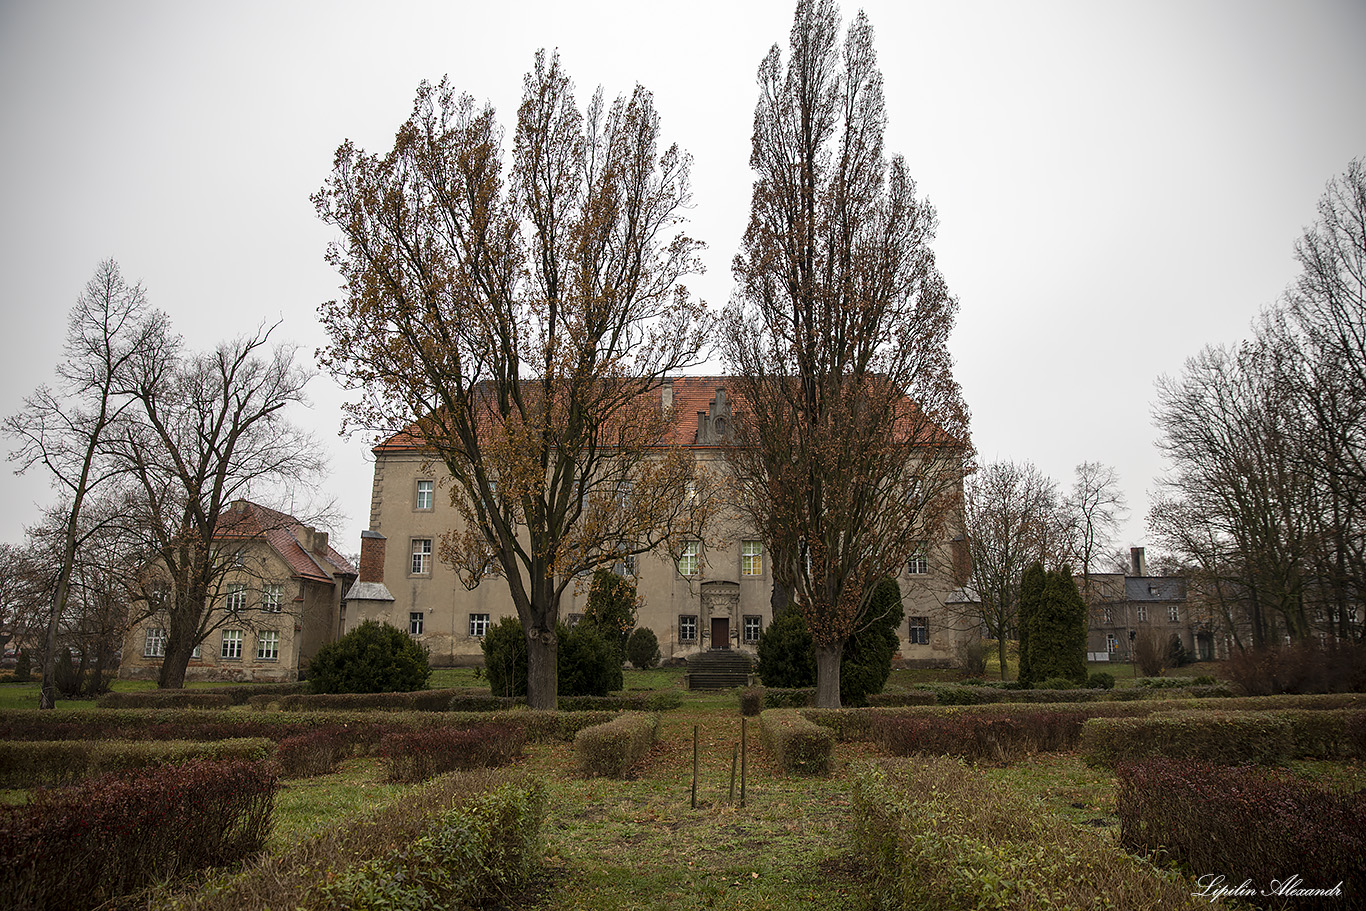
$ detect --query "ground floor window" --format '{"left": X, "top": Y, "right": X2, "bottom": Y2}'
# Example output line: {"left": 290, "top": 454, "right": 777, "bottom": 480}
{"left": 221, "top": 629, "right": 243, "bottom": 660}
{"left": 144, "top": 628, "right": 167, "bottom": 658}
{"left": 410, "top": 612, "right": 424, "bottom": 635}
{"left": 743, "top": 615, "right": 762, "bottom": 643}
{"left": 908, "top": 616, "right": 929, "bottom": 645}
{"left": 1106, "top": 633, "right": 1119, "bottom": 654}
{"left": 679, "top": 615, "right": 697, "bottom": 642}
{"left": 469, "top": 613, "right": 490, "bottom": 638}
{"left": 256, "top": 630, "right": 279, "bottom": 661}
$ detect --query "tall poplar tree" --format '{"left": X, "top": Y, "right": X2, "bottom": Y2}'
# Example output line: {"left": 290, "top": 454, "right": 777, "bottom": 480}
{"left": 723, "top": 0, "right": 971, "bottom": 708}
{"left": 316, "top": 53, "right": 712, "bottom": 709}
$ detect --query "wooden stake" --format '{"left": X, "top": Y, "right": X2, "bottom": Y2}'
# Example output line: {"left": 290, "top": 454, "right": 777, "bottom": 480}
{"left": 729, "top": 744, "right": 738, "bottom": 804}
{"left": 691, "top": 725, "right": 698, "bottom": 809}
{"left": 740, "top": 716, "right": 747, "bottom": 807}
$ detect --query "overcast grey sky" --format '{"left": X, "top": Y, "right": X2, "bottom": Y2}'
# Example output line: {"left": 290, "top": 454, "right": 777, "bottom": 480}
{"left": 2, "top": 0, "right": 1364, "bottom": 559}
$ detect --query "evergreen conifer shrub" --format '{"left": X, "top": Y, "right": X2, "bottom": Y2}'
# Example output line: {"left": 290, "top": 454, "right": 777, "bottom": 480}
{"left": 557, "top": 621, "right": 623, "bottom": 697}
{"left": 626, "top": 627, "right": 660, "bottom": 669}
{"left": 840, "top": 578, "right": 905, "bottom": 706}
{"left": 481, "top": 616, "right": 528, "bottom": 698}
{"left": 583, "top": 569, "right": 639, "bottom": 656}
{"left": 307, "top": 620, "right": 431, "bottom": 694}
{"left": 757, "top": 606, "right": 816, "bottom": 688}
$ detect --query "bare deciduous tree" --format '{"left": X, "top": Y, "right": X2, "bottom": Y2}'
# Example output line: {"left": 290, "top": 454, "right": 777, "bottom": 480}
{"left": 1063, "top": 461, "right": 1128, "bottom": 601}
{"left": 960, "top": 460, "right": 1064, "bottom": 679}
{"left": 115, "top": 325, "right": 325, "bottom": 688}
{"left": 315, "top": 53, "right": 713, "bottom": 709}
{"left": 722, "top": 0, "right": 971, "bottom": 707}
{"left": 4, "top": 261, "right": 155, "bottom": 707}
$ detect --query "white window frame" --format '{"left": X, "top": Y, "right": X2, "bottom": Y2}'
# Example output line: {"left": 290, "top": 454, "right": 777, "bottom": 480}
{"left": 1136, "top": 605, "right": 1148, "bottom": 622}
{"left": 226, "top": 583, "right": 247, "bottom": 613}
{"left": 679, "top": 614, "right": 697, "bottom": 642}
{"left": 410, "top": 612, "right": 424, "bottom": 635}
{"left": 221, "top": 629, "right": 243, "bottom": 660}
{"left": 908, "top": 616, "right": 929, "bottom": 645}
{"left": 907, "top": 545, "right": 929, "bottom": 576}
{"left": 262, "top": 583, "right": 284, "bottom": 613}
{"left": 1106, "top": 633, "right": 1119, "bottom": 654}
{"left": 144, "top": 628, "right": 167, "bottom": 658}
{"left": 1103, "top": 607, "right": 1114, "bottom": 624}
{"left": 743, "top": 615, "right": 762, "bottom": 643}
{"left": 415, "top": 479, "right": 434, "bottom": 511}
{"left": 411, "top": 538, "right": 432, "bottom": 576}
{"left": 469, "top": 613, "right": 490, "bottom": 638}
{"left": 678, "top": 542, "right": 699, "bottom": 577}
{"left": 256, "top": 630, "right": 280, "bottom": 661}
{"left": 741, "top": 540, "right": 763, "bottom": 576}
{"left": 1168, "top": 605, "right": 1180, "bottom": 623}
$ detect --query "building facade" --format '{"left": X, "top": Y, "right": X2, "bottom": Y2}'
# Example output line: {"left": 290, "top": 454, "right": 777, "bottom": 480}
{"left": 120, "top": 501, "right": 356, "bottom": 683}
{"left": 1084, "top": 547, "right": 1214, "bottom": 664}
{"left": 347, "top": 377, "right": 976, "bottom": 667}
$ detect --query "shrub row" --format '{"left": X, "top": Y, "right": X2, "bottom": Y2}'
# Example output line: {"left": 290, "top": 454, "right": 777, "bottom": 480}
{"left": 803, "top": 694, "right": 1366, "bottom": 757}
{"left": 851, "top": 757, "right": 1204, "bottom": 910}
{"left": 0, "top": 707, "right": 618, "bottom": 745}
{"left": 0, "top": 737, "right": 274, "bottom": 789}
{"left": 154, "top": 770, "right": 539, "bottom": 911}
{"left": 1118, "top": 759, "right": 1365, "bottom": 908}
{"left": 315, "top": 778, "right": 545, "bottom": 910}
{"left": 740, "top": 687, "right": 817, "bottom": 715}
{"left": 274, "top": 728, "right": 352, "bottom": 778}
{"left": 97, "top": 683, "right": 306, "bottom": 709}
{"left": 258, "top": 689, "right": 681, "bottom": 714}
{"left": 558, "top": 692, "right": 682, "bottom": 712}
{"left": 862, "top": 690, "right": 940, "bottom": 708}
{"left": 907, "top": 682, "right": 1234, "bottom": 705}
{"left": 380, "top": 724, "right": 526, "bottom": 782}
{"left": 760, "top": 709, "right": 834, "bottom": 775}
{"left": 573, "top": 712, "right": 659, "bottom": 778}
{"left": 1081, "top": 709, "right": 1366, "bottom": 768}
{"left": 271, "top": 688, "right": 482, "bottom": 712}
{"left": 0, "top": 759, "right": 278, "bottom": 911}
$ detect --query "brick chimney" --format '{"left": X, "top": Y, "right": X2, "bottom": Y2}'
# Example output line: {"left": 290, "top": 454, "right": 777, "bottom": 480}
{"left": 359, "top": 530, "right": 387, "bottom": 583}
{"left": 1130, "top": 546, "right": 1147, "bottom": 577}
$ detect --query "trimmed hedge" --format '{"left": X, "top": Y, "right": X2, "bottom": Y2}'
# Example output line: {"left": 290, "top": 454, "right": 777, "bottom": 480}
{"left": 274, "top": 729, "right": 352, "bottom": 779}
{"left": 760, "top": 709, "right": 834, "bottom": 775}
{"left": 0, "top": 759, "right": 278, "bottom": 911}
{"left": 97, "top": 683, "right": 306, "bottom": 709}
{"left": 559, "top": 692, "right": 682, "bottom": 712}
{"left": 155, "top": 770, "right": 545, "bottom": 911}
{"left": 272, "top": 688, "right": 476, "bottom": 713}
{"left": 380, "top": 724, "right": 525, "bottom": 782}
{"left": 0, "top": 738, "right": 274, "bottom": 788}
{"left": 740, "top": 687, "right": 817, "bottom": 716}
{"left": 863, "top": 690, "right": 939, "bottom": 708}
{"left": 852, "top": 757, "right": 1204, "bottom": 910}
{"left": 96, "top": 692, "right": 234, "bottom": 710}
{"left": 573, "top": 712, "right": 659, "bottom": 778}
{"left": 1118, "top": 759, "right": 1365, "bottom": 907}
{"left": 1081, "top": 709, "right": 1366, "bottom": 768}
{"left": 317, "top": 778, "right": 545, "bottom": 910}
{"left": 0, "top": 707, "right": 618, "bottom": 746}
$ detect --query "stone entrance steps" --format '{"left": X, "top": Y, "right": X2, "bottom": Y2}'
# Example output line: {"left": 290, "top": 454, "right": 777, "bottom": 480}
{"left": 684, "top": 649, "right": 756, "bottom": 690}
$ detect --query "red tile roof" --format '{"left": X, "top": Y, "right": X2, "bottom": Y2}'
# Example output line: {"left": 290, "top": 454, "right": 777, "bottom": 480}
{"left": 216, "top": 501, "right": 356, "bottom": 583}
{"left": 372, "top": 375, "right": 957, "bottom": 452}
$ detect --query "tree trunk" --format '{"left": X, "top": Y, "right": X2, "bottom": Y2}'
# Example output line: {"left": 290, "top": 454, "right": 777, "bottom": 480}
{"left": 814, "top": 641, "right": 843, "bottom": 709}
{"left": 526, "top": 625, "right": 559, "bottom": 710}
{"left": 997, "top": 636, "right": 1009, "bottom": 681}
{"left": 158, "top": 642, "right": 192, "bottom": 689}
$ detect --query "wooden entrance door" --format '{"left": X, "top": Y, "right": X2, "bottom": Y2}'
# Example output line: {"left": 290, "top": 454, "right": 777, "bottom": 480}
{"left": 710, "top": 617, "right": 730, "bottom": 649}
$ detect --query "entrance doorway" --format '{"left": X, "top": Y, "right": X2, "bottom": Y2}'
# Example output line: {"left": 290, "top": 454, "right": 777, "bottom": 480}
{"left": 710, "top": 617, "right": 730, "bottom": 649}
